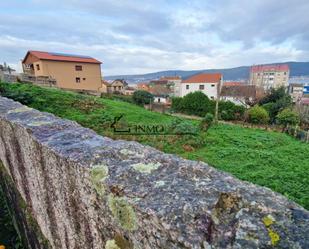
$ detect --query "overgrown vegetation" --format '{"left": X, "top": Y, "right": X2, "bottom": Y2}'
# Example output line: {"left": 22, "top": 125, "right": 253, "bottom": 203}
{"left": 132, "top": 90, "right": 153, "bottom": 106}
{"left": 171, "top": 91, "right": 245, "bottom": 120}
{"left": 0, "top": 82, "right": 308, "bottom": 210}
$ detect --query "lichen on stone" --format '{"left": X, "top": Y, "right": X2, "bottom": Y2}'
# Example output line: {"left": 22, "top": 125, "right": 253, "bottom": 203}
{"left": 108, "top": 194, "right": 137, "bottom": 231}
{"left": 131, "top": 162, "right": 161, "bottom": 174}
{"left": 28, "top": 120, "right": 54, "bottom": 127}
{"left": 155, "top": 180, "right": 165, "bottom": 187}
{"left": 263, "top": 215, "right": 280, "bottom": 245}
{"left": 90, "top": 164, "right": 109, "bottom": 195}
{"left": 267, "top": 228, "right": 280, "bottom": 246}
{"left": 7, "top": 106, "right": 33, "bottom": 113}
{"left": 262, "top": 214, "right": 275, "bottom": 227}
{"left": 105, "top": 239, "right": 121, "bottom": 249}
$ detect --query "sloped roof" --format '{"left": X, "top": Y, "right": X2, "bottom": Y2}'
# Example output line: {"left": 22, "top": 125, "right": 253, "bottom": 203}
{"left": 221, "top": 85, "right": 258, "bottom": 98}
{"left": 23, "top": 51, "right": 102, "bottom": 64}
{"left": 223, "top": 81, "right": 244, "bottom": 86}
{"left": 182, "top": 73, "right": 222, "bottom": 83}
{"left": 148, "top": 85, "right": 172, "bottom": 96}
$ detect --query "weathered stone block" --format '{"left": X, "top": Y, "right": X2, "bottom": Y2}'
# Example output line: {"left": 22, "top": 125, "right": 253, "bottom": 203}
{"left": 0, "top": 96, "right": 308, "bottom": 249}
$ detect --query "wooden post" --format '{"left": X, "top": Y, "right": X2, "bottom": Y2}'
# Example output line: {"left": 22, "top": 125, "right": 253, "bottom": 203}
{"left": 214, "top": 76, "right": 222, "bottom": 124}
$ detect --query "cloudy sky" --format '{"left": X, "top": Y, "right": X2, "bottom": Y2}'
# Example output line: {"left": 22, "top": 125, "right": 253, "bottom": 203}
{"left": 1, "top": 0, "right": 309, "bottom": 75}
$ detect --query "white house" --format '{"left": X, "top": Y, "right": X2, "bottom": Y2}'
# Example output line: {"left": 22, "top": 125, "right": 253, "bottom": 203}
{"left": 180, "top": 73, "right": 222, "bottom": 99}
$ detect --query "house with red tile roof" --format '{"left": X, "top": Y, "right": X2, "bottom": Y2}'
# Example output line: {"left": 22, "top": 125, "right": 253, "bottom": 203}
{"left": 22, "top": 51, "right": 103, "bottom": 93}
{"left": 249, "top": 64, "right": 289, "bottom": 90}
{"left": 180, "top": 73, "right": 223, "bottom": 99}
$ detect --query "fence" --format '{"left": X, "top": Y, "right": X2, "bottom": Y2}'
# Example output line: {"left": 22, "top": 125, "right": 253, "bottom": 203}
{"left": 286, "top": 124, "right": 309, "bottom": 143}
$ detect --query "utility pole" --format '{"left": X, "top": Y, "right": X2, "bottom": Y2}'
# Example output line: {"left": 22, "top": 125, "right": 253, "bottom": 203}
{"left": 214, "top": 76, "right": 222, "bottom": 124}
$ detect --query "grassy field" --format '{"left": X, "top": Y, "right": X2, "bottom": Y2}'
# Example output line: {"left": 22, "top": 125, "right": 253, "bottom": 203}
{"left": 0, "top": 82, "right": 308, "bottom": 209}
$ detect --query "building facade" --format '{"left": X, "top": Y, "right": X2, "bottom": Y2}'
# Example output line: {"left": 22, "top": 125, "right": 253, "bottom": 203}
{"left": 249, "top": 64, "right": 289, "bottom": 90}
{"left": 180, "top": 73, "right": 222, "bottom": 99}
{"left": 22, "top": 51, "right": 103, "bottom": 92}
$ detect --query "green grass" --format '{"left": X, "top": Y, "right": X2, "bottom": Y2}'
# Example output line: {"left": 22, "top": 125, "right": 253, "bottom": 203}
{"left": 0, "top": 82, "right": 308, "bottom": 209}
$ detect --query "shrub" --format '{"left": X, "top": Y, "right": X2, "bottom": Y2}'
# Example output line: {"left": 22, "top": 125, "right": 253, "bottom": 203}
{"left": 132, "top": 90, "right": 153, "bottom": 106}
{"left": 200, "top": 113, "right": 214, "bottom": 131}
{"left": 259, "top": 87, "right": 292, "bottom": 123}
{"left": 247, "top": 105, "right": 270, "bottom": 124}
{"left": 172, "top": 120, "right": 198, "bottom": 135}
{"left": 172, "top": 92, "right": 214, "bottom": 116}
{"left": 276, "top": 108, "right": 300, "bottom": 127}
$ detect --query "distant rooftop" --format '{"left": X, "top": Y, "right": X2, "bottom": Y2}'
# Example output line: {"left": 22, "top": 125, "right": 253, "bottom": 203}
{"left": 182, "top": 73, "right": 222, "bottom": 83}
{"left": 251, "top": 64, "right": 289, "bottom": 73}
{"left": 23, "top": 51, "right": 102, "bottom": 64}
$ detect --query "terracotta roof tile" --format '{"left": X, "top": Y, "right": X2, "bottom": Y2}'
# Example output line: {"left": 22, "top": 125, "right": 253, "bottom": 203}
{"left": 23, "top": 51, "right": 101, "bottom": 64}
{"left": 182, "top": 73, "right": 222, "bottom": 83}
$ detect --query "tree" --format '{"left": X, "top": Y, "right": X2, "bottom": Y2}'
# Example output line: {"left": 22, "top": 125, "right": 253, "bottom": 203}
{"left": 132, "top": 90, "right": 153, "bottom": 106}
{"left": 259, "top": 87, "right": 292, "bottom": 123}
{"left": 247, "top": 105, "right": 270, "bottom": 124}
{"left": 276, "top": 108, "right": 300, "bottom": 128}
{"left": 178, "top": 92, "right": 214, "bottom": 117}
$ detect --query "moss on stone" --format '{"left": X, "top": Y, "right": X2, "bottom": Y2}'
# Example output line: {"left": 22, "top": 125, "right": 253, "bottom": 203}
{"left": 131, "top": 162, "right": 161, "bottom": 174}
{"left": 105, "top": 239, "right": 121, "bottom": 249}
{"left": 108, "top": 194, "right": 137, "bottom": 231}
{"left": 90, "top": 164, "right": 109, "bottom": 196}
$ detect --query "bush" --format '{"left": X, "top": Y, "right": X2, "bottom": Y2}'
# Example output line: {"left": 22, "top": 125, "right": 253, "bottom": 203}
{"left": 276, "top": 108, "right": 300, "bottom": 127}
{"left": 219, "top": 101, "right": 245, "bottom": 121}
{"left": 247, "top": 105, "right": 270, "bottom": 124}
{"left": 259, "top": 87, "right": 292, "bottom": 123}
{"left": 171, "top": 120, "right": 199, "bottom": 135}
{"left": 171, "top": 92, "right": 214, "bottom": 116}
{"left": 200, "top": 113, "right": 214, "bottom": 131}
{"left": 132, "top": 90, "right": 153, "bottom": 106}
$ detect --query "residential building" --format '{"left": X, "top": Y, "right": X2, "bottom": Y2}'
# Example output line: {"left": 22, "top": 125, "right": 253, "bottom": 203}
{"left": 148, "top": 85, "right": 172, "bottom": 104}
{"left": 22, "top": 51, "right": 103, "bottom": 92}
{"left": 124, "top": 86, "right": 136, "bottom": 95}
{"left": 249, "top": 64, "right": 289, "bottom": 90}
{"left": 137, "top": 83, "right": 150, "bottom": 91}
{"left": 221, "top": 85, "right": 264, "bottom": 107}
{"left": 180, "top": 73, "right": 222, "bottom": 99}
{"left": 160, "top": 76, "right": 182, "bottom": 97}
{"left": 108, "top": 79, "right": 127, "bottom": 94}
{"left": 289, "top": 83, "right": 305, "bottom": 103}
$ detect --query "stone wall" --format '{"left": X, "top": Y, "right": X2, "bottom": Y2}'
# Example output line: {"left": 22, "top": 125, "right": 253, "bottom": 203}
{"left": 0, "top": 96, "right": 308, "bottom": 249}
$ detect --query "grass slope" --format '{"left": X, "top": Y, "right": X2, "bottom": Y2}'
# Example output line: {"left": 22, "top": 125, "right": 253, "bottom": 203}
{"left": 0, "top": 82, "right": 308, "bottom": 209}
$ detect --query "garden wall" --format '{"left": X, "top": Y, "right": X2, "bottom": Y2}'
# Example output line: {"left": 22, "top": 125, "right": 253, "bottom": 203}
{"left": 0, "top": 96, "right": 308, "bottom": 249}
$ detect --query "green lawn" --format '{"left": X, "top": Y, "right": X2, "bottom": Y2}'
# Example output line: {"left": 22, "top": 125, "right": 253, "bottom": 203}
{"left": 0, "top": 82, "right": 308, "bottom": 209}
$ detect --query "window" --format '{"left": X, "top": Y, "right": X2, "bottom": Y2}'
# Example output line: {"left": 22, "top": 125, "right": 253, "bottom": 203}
{"left": 75, "top": 65, "right": 82, "bottom": 71}
{"left": 76, "top": 77, "right": 81, "bottom": 83}
{"left": 210, "top": 96, "right": 214, "bottom": 100}
{"left": 36, "top": 64, "right": 40, "bottom": 71}
{"left": 118, "top": 86, "right": 122, "bottom": 90}
{"left": 158, "top": 98, "right": 161, "bottom": 103}
{"left": 83, "top": 78, "right": 86, "bottom": 81}
{"left": 186, "top": 85, "right": 189, "bottom": 90}
{"left": 211, "top": 84, "right": 215, "bottom": 87}
{"left": 199, "top": 85, "right": 204, "bottom": 90}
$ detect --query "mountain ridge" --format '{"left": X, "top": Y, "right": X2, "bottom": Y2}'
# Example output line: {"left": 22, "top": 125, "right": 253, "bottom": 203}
{"left": 105, "top": 61, "right": 309, "bottom": 83}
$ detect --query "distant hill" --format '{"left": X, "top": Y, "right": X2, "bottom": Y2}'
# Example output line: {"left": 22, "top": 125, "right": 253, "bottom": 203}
{"left": 105, "top": 62, "right": 309, "bottom": 83}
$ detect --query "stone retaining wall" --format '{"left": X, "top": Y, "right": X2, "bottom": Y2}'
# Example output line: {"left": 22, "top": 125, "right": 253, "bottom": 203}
{"left": 0, "top": 96, "right": 308, "bottom": 249}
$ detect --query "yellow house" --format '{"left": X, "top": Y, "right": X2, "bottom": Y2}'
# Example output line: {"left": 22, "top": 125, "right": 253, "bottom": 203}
{"left": 22, "top": 51, "right": 103, "bottom": 92}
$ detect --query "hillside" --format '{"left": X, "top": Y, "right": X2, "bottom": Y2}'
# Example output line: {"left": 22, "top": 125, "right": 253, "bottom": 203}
{"left": 105, "top": 61, "right": 309, "bottom": 83}
{"left": 0, "top": 82, "right": 308, "bottom": 209}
